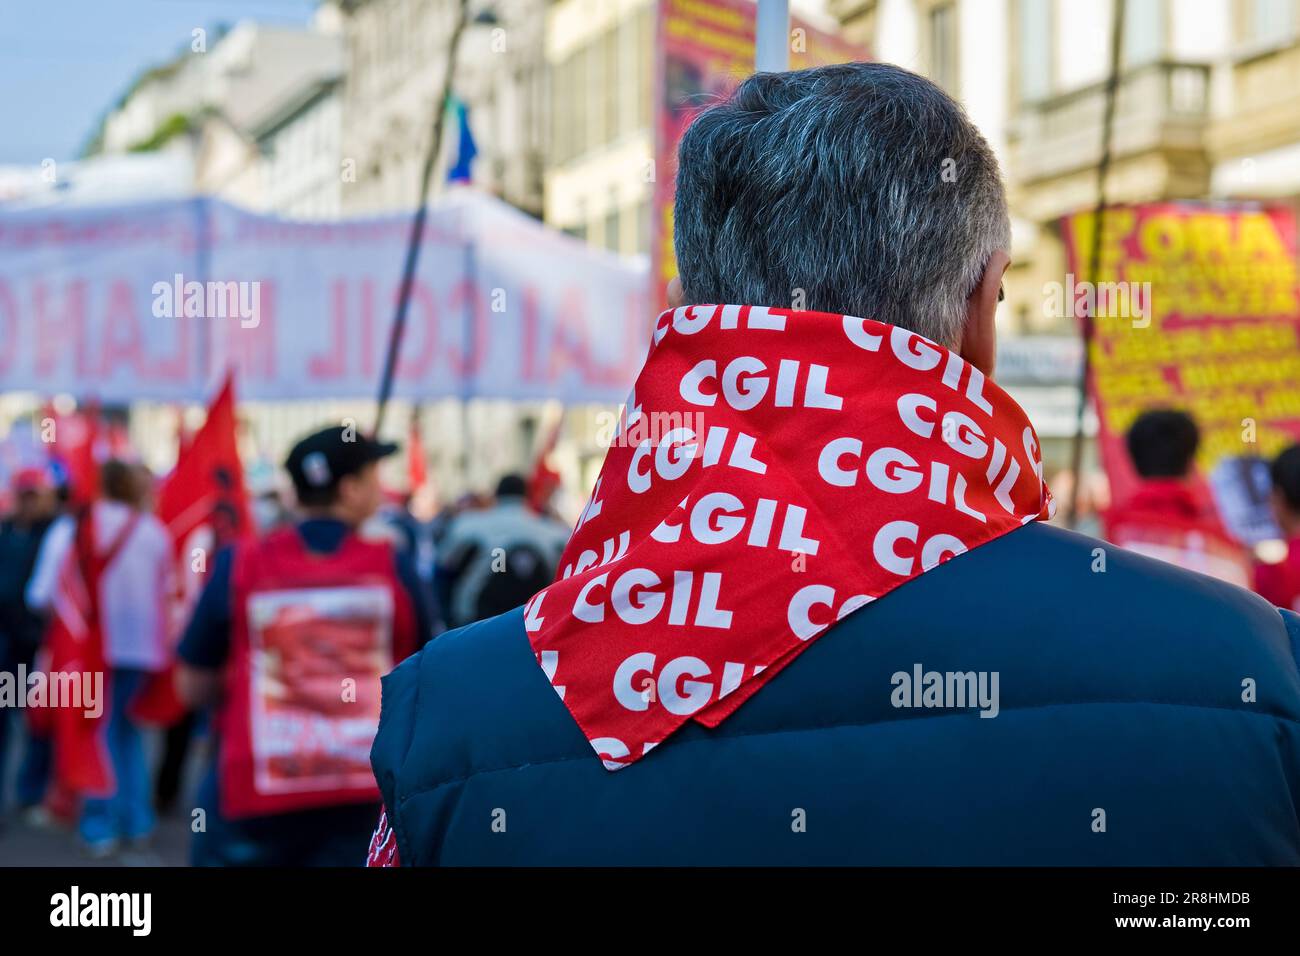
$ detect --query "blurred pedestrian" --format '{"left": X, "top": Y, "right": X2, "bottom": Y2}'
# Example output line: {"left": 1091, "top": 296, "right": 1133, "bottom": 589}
{"left": 20, "top": 472, "right": 76, "bottom": 827}
{"left": 374, "top": 490, "right": 443, "bottom": 634}
{"left": 176, "top": 425, "right": 430, "bottom": 866}
{"left": 251, "top": 488, "right": 293, "bottom": 535}
{"left": 1104, "top": 409, "right": 1252, "bottom": 586}
{"left": 0, "top": 465, "right": 60, "bottom": 824}
{"left": 28, "top": 459, "right": 174, "bottom": 856}
{"left": 1256, "top": 444, "right": 1300, "bottom": 611}
{"left": 435, "top": 473, "right": 570, "bottom": 629}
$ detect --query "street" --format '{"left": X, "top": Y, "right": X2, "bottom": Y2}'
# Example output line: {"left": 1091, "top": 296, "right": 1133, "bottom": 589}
{"left": 1, "top": 813, "right": 188, "bottom": 866}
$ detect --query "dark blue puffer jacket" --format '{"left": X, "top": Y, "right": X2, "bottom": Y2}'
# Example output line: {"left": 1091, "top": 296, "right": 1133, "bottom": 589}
{"left": 371, "top": 522, "right": 1300, "bottom": 865}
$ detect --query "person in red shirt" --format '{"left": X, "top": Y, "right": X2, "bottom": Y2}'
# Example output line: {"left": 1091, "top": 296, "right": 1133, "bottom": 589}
{"left": 177, "top": 426, "right": 428, "bottom": 866}
{"left": 1256, "top": 445, "right": 1300, "bottom": 611}
{"left": 1104, "top": 410, "right": 1252, "bottom": 588}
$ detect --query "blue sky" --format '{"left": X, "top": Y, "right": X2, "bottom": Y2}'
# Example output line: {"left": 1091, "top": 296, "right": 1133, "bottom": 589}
{"left": 0, "top": 0, "right": 318, "bottom": 164}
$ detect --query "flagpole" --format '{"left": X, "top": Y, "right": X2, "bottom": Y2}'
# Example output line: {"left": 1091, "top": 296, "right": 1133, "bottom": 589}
{"left": 374, "top": 0, "right": 471, "bottom": 437}
{"left": 1066, "top": 0, "right": 1125, "bottom": 527}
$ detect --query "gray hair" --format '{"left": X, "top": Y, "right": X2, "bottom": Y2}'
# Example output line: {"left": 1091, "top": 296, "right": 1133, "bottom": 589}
{"left": 673, "top": 62, "right": 1010, "bottom": 348}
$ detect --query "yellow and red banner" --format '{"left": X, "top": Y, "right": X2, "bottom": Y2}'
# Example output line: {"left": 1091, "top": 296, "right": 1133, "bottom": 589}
{"left": 651, "top": 0, "right": 866, "bottom": 312}
{"left": 1062, "top": 202, "right": 1300, "bottom": 537}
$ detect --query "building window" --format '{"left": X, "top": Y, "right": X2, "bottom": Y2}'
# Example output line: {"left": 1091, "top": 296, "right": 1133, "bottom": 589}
{"left": 551, "top": 55, "right": 568, "bottom": 164}
{"left": 572, "top": 47, "right": 589, "bottom": 159}
{"left": 604, "top": 204, "right": 621, "bottom": 253}
{"left": 570, "top": 198, "right": 588, "bottom": 244}
{"left": 1018, "top": 0, "right": 1052, "bottom": 102}
{"left": 1124, "top": 0, "right": 1163, "bottom": 66}
{"left": 1246, "top": 0, "right": 1296, "bottom": 44}
{"left": 928, "top": 2, "right": 958, "bottom": 94}
{"left": 589, "top": 37, "right": 606, "bottom": 151}
{"left": 637, "top": 5, "right": 653, "bottom": 129}
{"left": 606, "top": 26, "right": 621, "bottom": 143}
{"left": 636, "top": 199, "right": 649, "bottom": 255}
{"left": 619, "top": 14, "right": 636, "bottom": 138}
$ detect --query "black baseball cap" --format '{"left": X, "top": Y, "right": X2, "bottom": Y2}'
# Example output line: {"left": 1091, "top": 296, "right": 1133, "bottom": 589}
{"left": 284, "top": 425, "right": 398, "bottom": 498}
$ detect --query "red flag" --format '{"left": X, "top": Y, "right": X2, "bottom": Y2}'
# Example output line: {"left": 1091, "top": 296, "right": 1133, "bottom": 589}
{"left": 407, "top": 408, "right": 428, "bottom": 493}
{"left": 41, "top": 507, "right": 138, "bottom": 797}
{"left": 47, "top": 401, "right": 102, "bottom": 504}
{"left": 157, "top": 372, "right": 252, "bottom": 557}
{"left": 526, "top": 412, "right": 564, "bottom": 513}
{"left": 141, "top": 372, "right": 252, "bottom": 724}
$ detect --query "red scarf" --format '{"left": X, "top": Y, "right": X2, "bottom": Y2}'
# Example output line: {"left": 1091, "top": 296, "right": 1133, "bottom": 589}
{"left": 41, "top": 507, "right": 139, "bottom": 796}
{"left": 38, "top": 506, "right": 179, "bottom": 796}
{"left": 527, "top": 305, "right": 1054, "bottom": 770}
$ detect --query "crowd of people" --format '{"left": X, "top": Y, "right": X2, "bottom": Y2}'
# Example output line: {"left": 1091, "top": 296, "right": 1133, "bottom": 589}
{"left": 4, "top": 403, "right": 1300, "bottom": 865}
{"left": 0, "top": 426, "right": 569, "bottom": 864}
{"left": 3, "top": 62, "right": 1300, "bottom": 867}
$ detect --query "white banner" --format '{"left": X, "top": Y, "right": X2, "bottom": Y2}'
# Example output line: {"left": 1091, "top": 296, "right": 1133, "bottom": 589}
{"left": 0, "top": 193, "right": 650, "bottom": 404}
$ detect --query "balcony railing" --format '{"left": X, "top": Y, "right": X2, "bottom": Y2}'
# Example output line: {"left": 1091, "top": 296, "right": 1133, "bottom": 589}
{"left": 1011, "top": 60, "right": 1210, "bottom": 186}
{"left": 1210, "top": 37, "right": 1300, "bottom": 158}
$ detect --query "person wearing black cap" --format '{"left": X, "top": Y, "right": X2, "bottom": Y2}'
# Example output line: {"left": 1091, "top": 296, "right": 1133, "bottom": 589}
{"left": 175, "top": 425, "right": 431, "bottom": 866}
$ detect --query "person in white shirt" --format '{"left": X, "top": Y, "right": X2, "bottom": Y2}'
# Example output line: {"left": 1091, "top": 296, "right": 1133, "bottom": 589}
{"left": 30, "top": 460, "right": 174, "bottom": 856}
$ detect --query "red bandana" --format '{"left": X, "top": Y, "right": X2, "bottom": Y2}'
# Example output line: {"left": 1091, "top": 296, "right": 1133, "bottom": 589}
{"left": 527, "top": 305, "right": 1054, "bottom": 770}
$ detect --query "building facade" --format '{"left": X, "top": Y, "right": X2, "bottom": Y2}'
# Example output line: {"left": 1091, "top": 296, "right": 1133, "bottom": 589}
{"left": 834, "top": 0, "right": 1300, "bottom": 324}
{"left": 545, "top": 0, "right": 655, "bottom": 256}
{"left": 338, "top": 0, "right": 547, "bottom": 217}
{"left": 830, "top": 0, "right": 1300, "bottom": 494}
{"left": 332, "top": 0, "right": 556, "bottom": 503}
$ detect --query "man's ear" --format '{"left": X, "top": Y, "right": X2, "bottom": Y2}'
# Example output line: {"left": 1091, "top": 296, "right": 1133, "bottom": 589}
{"left": 666, "top": 277, "right": 684, "bottom": 309}
{"left": 959, "top": 250, "right": 1009, "bottom": 378}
